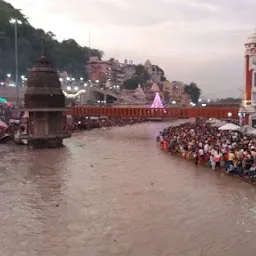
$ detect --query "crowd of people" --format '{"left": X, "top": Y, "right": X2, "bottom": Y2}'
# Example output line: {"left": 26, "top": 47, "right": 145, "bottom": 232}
{"left": 0, "top": 103, "right": 20, "bottom": 122}
{"left": 0, "top": 101, "right": 147, "bottom": 136}
{"left": 0, "top": 104, "right": 21, "bottom": 138}
{"left": 157, "top": 120, "right": 256, "bottom": 183}
{"left": 72, "top": 117, "right": 146, "bottom": 132}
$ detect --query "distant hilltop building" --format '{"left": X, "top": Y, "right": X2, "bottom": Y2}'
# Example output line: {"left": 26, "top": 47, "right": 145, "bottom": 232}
{"left": 87, "top": 57, "right": 136, "bottom": 86}
{"left": 86, "top": 57, "right": 165, "bottom": 86}
{"left": 111, "top": 59, "right": 136, "bottom": 85}
{"left": 85, "top": 56, "right": 191, "bottom": 106}
{"left": 144, "top": 59, "right": 163, "bottom": 83}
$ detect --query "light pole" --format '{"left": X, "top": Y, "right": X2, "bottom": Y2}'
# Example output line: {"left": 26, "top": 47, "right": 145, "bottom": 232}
{"left": 10, "top": 19, "right": 22, "bottom": 107}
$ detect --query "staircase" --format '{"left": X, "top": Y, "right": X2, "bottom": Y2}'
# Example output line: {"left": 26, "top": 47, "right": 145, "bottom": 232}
{"left": 90, "top": 87, "right": 145, "bottom": 104}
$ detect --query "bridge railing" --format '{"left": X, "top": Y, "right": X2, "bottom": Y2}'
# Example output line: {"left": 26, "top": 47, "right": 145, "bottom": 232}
{"left": 69, "top": 106, "right": 239, "bottom": 119}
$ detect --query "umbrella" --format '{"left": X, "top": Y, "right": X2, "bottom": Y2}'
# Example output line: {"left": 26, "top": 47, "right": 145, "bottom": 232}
{"left": 218, "top": 123, "right": 240, "bottom": 131}
{"left": 240, "top": 125, "right": 254, "bottom": 134}
{"left": 0, "top": 119, "right": 8, "bottom": 129}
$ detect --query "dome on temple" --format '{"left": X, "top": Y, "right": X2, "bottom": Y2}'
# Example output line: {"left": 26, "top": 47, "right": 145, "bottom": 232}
{"left": 32, "top": 55, "right": 55, "bottom": 71}
{"left": 25, "top": 55, "right": 65, "bottom": 109}
{"left": 246, "top": 29, "right": 256, "bottom": 45}
{"left": 27, "top": 55, "right": 60, "bottom": 89}
{"left": 150, "top": 83, "right": 160, "bottom": 92}
{"left": 134, "top": 84, "right": 145, "bottom": 100}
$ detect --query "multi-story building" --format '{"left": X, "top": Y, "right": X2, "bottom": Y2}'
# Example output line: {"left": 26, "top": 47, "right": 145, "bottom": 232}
{"left": 86, "top": 56, "right": 112, "bottom": 83}
{"left": 166, "top": 81, "right": 191, "bottom": 105}
{"left": 123, "top": 64, "right": 136, "bottom": 81}
{"left": 162, "top": 80, "right": 172, "bottom": 94}
{"left": 116, "top": 72, "right": 125, "bottom": 85}
{"left": 111, "top": 59, "right": 136, "bottom": 85}
{"left": 169, "top": 81, "right": 185, "bottom": 98}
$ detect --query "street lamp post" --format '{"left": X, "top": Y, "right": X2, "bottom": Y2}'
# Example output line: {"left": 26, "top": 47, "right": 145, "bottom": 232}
{"left": 10, "top": 19, "right": 22, "bottom": 107}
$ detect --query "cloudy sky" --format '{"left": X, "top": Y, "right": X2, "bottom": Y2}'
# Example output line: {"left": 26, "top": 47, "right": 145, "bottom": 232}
{"left": 7, "top": 0, "right": 256, "bottom": 98}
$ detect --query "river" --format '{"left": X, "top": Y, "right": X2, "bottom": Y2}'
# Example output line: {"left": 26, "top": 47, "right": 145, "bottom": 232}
{"left": 1, "top": 120, "right": 256, "bottom": 256}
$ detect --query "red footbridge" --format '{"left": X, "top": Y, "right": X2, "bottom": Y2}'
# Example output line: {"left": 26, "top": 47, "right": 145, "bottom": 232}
{"left": 69, "top": 105, "right": 240, "bottom": 119}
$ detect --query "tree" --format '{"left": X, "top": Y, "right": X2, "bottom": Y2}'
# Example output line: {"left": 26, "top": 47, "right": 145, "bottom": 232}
{"left": 184, "top": 82, "right": 201, "bottom": 103}
{"left": 0, "top": 0, "right": 103, "bottom": 80}
{"left": 135, "top": 64, "right": 150, "bottom": 81}
{"left": 161, "top": 76, "right": 167, "bottom": 82}
{"left": 163, "top": 90, "right": 170, "bottom": 103}
{"left": 123, "top": 77, "right": 141, "bottom": 90}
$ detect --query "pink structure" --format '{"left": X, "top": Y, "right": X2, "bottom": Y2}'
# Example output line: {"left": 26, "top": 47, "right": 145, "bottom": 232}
{"left": 151, "top": 92, "right": 164, "bottom": 108}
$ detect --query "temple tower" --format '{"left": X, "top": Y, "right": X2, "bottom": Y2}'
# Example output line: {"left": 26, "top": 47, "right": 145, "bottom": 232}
{"left": 21, "top": 56, "right": 71, "bottom": 148}
{"left": 239, "top": 30, "right": 256, "bottom": 126}
{"left": 244, "top": 30, "right": 256, "bottom": 105}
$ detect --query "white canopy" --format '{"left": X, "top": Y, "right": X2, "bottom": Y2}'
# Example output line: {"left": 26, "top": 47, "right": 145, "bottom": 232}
{"left": 240, "top": 125, "right": 254, "bottom": 134}
{"left": 247, "top": 130, "right": 256, "bottom": 135}
{"left": 240, "top": 125, "right": 256, "bottom": 135}
{"left": 206, "top": 118, "right": 226, "bottom": 127}
{"left": 218, "top": 123, "right": 240, "bottom": 131}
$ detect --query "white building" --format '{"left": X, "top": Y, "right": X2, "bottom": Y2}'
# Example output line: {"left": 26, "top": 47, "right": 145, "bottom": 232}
{"left": 144, "top": 60, "right": 163, "bottom": 83}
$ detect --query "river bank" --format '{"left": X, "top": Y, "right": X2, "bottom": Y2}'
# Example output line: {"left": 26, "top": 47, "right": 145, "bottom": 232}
{"left": 157, "top": 120, "right": 256, "bottom": 184}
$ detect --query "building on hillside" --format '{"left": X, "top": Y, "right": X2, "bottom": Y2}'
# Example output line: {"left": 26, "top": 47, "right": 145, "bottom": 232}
{"left": 162, "top": 80, "right": 172, "bottom": 94}
{"left": 144, "top": 60, "right": 163, "bottom": 83}
{"left": 116, "top": 72, "right": 125, "bottom": 85}
{"left": 111, "top": 59, "right": 136, "bottom": 85}
{"left": 169, "top": 81, "right": 185, "bottom": 97}
{"left": 86, "top": 56, "right": 112, "bottom": 84}
{"left": 167, "top": 81, "right": 191, "bottom": 106}
{"left": 123, "top": 64, "right": 136, "bottom": 81}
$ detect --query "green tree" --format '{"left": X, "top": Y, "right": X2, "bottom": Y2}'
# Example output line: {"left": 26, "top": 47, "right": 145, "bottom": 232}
{"left": 135, "top": 64, "right": 150, "bottom": 81}
{"left": 123, "top": 77, "right": 141, "bottom": 90}
{"left": 184, "top": 82, "right": 201, "bottom": 103}
{"left": 0, "top": 0, "right": 103, "bottom": 81}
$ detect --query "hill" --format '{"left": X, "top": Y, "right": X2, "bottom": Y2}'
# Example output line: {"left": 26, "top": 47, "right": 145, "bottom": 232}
{"left": 0, "top": 0, "right": 103, "bottom": 81}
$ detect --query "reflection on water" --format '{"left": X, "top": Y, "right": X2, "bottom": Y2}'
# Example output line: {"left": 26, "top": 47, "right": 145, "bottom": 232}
{"left": 1, "top": 120, "right": 256, "bottom": 256}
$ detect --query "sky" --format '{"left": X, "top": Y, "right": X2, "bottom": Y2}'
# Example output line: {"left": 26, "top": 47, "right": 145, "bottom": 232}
{"left": 7, "top": 0, "right": 256, "bottom": 98}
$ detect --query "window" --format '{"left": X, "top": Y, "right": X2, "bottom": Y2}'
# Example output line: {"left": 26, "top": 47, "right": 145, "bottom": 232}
{"left": 254, "top": 72, "right": 256, "bottom": 87}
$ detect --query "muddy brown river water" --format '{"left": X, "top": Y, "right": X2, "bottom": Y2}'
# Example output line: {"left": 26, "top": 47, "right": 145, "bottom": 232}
{"left": 1, "top": 120, "right": 256, "bottom": 256}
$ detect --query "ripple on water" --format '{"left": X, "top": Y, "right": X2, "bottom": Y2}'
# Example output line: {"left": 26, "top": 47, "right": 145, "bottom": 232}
{"left": 1, "top": 121, "right": 256, "bottom": 256}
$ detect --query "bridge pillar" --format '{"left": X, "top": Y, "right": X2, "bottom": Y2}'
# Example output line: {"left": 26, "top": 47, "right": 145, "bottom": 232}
{"left": 104, "top": 93, "right": 107, "bottom": 103}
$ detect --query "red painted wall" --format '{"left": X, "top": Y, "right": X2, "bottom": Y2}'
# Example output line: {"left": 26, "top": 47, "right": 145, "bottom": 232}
{"left": 245, "top": 55, "right": 252, "bottom": 103}
{"left": 69, "top": 106, "right": 239, "bottom": 119}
